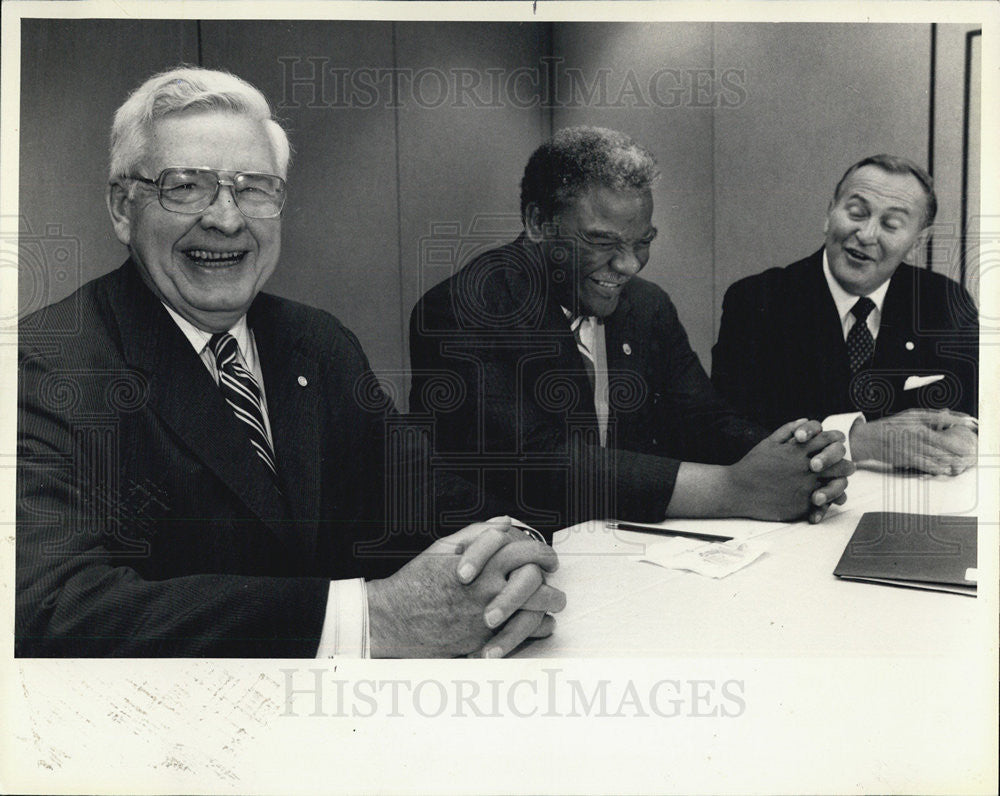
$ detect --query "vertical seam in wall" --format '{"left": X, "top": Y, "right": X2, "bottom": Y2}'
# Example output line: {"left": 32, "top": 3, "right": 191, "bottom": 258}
{"left": 544, "top": 22, "right": 555, "bottom": 138}
{"left": 709, "top": 24, "right": 717, "bottom": 348}
{"left": 960, "top": 30, "right": 979, "bottom": 290}
{"left": 925, "top": 23, "right": 936, "bottom": 271}
{"left": 392, "top": 23, "right": 407, "bottom": 397}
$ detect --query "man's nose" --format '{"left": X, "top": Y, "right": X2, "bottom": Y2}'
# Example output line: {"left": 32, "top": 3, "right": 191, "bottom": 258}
{"left": 855, "top": 216, "right": 879, "bottom": 244}
{"left": 610, "top": 246, "right": 642, "bottom": 276}
{"left": 199, "top": 184, "right": 245, "bottom": 234}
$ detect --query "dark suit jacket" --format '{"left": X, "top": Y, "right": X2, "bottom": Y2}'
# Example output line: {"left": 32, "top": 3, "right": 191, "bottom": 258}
{"left": 409, "top": 237, "right": 767, "bottom": 535}
{"left": 711, "top": 248, "right": 979, "bottom": 430}
{"left": 17, "top": 261, "right": 482, "bottom": 657}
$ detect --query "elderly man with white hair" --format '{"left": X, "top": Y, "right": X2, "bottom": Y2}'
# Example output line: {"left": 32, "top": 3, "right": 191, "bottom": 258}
{"left": 17, "top": 66, "right": 564, "bottom": 658}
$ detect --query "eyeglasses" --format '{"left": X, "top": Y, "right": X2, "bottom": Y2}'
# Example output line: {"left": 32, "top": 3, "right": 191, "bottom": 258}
{"left": 126, "top": 167, "right": 286, "bottom": 219}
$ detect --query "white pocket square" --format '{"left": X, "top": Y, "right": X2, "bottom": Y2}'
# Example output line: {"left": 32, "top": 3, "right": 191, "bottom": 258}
{"left": 904, "top": 374, "right": 945, "bottom": 391}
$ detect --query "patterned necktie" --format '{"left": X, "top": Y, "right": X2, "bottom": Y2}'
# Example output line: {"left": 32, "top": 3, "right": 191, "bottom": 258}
{"left": 208, "top": 332, "right": 277, "bottom": 475}
{"left": 846, "top": 297, "right": 876, "bottom": 374}
{"left": 570, "top": 315, "right": 596, "bottom": 390}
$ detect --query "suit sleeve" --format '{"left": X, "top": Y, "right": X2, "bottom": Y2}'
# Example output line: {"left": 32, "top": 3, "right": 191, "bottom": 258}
{"left": 16, "top": 345, "right": 331, "bottom": 657}
{"left": 411, "top": 291, "right": 693, "bottom": 534}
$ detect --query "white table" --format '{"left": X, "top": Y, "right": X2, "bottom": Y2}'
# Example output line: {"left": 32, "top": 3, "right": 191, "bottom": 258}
{"left": 520, "top": 467, "right": 988, "bottom": 657}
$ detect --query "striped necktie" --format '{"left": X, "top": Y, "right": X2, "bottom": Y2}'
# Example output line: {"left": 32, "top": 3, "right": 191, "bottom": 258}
{"left": 208, "top": 332, "right": 277, "bottom": 475}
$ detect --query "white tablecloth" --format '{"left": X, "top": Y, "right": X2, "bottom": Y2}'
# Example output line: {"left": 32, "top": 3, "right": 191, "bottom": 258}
{"left": 519, "top": 467, "right": 989, "bottom": 657}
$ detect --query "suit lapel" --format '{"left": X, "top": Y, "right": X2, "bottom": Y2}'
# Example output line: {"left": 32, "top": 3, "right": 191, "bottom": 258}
{"left": 601, "top": 294, "right": 632, "bottom": 434}
{"left": 507, "top": 246, "right": 597, "bottom": 416}
{"left": 872, "top": 267, "right": 914, "bottom": 369}
{"left": 801, "top": 252, "right": 852, "bottom": 400}
{"left": 250, "top": 297, "right": 322, "bottom": 550}
{"left": 603, "top": 292, "right": 631, "bottom": 374}
{"left": 108, "top": 262, "right": 294, "bottom": 540}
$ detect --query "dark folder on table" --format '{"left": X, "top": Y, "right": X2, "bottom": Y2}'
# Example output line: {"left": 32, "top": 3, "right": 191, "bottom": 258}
{"left": 834, "top": 512, "right": 977, "bottom": 596}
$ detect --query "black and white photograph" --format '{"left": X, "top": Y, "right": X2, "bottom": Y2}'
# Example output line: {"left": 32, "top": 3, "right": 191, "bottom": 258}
{"left": 2, "top": 1, "right": 997, "bottom": 793}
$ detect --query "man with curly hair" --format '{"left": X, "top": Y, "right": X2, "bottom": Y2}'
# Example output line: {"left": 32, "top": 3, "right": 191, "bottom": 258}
{"left": 410, "top": 126, "right": 854, "bottom": 537}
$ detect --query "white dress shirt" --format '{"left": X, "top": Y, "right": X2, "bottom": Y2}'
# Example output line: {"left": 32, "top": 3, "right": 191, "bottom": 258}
{"left": 162, "top": 303, "right": 369, "bottom": 658}
{"left": 819, "top": 251, "right": 891, "bottom": 460}
{"left": 562, "top": 307, "right": 610, "bottom": 447}
{"left": 821, "top": 250, "right": 891, "bottom": 342}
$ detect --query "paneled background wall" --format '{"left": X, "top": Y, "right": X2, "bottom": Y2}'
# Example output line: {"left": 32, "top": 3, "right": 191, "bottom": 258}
{"left": 19, "top": 20, "right": 979, "bottom": 407}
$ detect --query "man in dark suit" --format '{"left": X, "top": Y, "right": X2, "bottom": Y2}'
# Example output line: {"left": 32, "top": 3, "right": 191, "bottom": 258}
{"left": 17, "top": 67, "right": 564, "bottom": 658}
{"left": 712, "top": 154, "right": 977, "bottom": 475}
{"left": 410, "top": 127, "right": 854, "bottom": 537}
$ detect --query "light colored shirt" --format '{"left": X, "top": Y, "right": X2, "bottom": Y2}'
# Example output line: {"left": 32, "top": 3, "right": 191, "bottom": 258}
{"left": 819, "top": 251, "right": 886, "bottom": 460}
{"left": 161, "top": 303, "right": 369, "bottom": 658}
{"left": 562, "top": 307, "right": 609, "bottom": 447}
{"left": 822, "top": 249, "right": 891, "bottom": 342}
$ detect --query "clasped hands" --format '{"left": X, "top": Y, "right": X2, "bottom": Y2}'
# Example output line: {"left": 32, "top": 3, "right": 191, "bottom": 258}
{"left": 365, "top": 419, "right": 864, "bottom": 657}
{"left": 848, "top": 409, "right": 978, "bottom": 475}
{"left": 727, "top": 418, "right": 857, "bottom": 524}
{"left": 367, "top": 516, "right": 565, "bottom": 659}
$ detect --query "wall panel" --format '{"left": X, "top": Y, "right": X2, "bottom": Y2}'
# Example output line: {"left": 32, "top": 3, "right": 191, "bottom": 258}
{"left": 712, "top": 23, "right": 931, "bottom": 348}
{"left": 931, "top": 24, "right": 982, "bottom": 301}
{"left": 201, "top": 21, "right": 402, "bottom": 375}
{"left": 552, "top": 22, "right": 717, "bottom": 364}
{"left": 18, "top": 19, "right": 198, "bottom": 317}
{"left": 395, "top": 21, "right": 550, "bottom": 397}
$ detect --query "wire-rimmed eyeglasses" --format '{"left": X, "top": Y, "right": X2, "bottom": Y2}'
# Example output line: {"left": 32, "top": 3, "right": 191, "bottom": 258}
{"left": 124, "top": 167, "right": 286, "bottom": 219}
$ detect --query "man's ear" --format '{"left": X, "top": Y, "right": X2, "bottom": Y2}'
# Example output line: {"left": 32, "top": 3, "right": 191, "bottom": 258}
{"left": 905, "top": 226, "right": 932, "bottom": 265}
{"left": 524, "top": 202, "right": 547, "bottom": 244}
{"left": 107, "top": 181, "right": 133, "bottom": 246}
{"left": 822, "top": 203, "right": 833, "bottom": 236}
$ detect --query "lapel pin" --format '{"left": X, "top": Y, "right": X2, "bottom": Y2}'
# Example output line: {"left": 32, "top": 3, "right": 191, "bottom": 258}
{"left": 623, "top": 343, "right": 632, "bottom": 356}
{"left": 297, "top": 376, "right": 308, "bottom": 387}
{"left": 905, "top": 341, "right": 915, "bottom": 351}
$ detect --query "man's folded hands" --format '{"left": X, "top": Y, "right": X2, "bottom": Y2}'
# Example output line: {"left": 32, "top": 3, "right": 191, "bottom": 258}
{"left": 724, "top": 418, "right": 856, "bottom": 524}
{"left": 367, "top": 517, "right": 565, "bottom": 658}
{"left": 849, "top": 408, "right": 978, "bottom": 475}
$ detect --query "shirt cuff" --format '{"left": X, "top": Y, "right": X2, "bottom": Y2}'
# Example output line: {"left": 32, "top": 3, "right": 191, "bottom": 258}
{"left": 822, "top": 412, "right": 865, "bottom": 462}
{"left": 315, "top": 578, "right": 370, "bottom": 658}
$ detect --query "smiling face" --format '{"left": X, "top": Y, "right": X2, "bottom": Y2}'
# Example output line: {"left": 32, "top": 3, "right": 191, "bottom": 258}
{"left": 107, "top": 110, "right": 283, "bottom": 332}
{"left": 536, "top": 186, "right": 656, "bottom": 318}
{"left": 824, "top": 165, "right": 929, "bottom": 296}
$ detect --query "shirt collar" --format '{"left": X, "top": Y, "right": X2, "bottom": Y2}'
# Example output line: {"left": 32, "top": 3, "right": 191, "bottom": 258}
{"left": 822, "top": 248, "right": 891, "bottom": 323}
{"left": 560, "top": 305, "right": 603, "bottom": 325}
{"left": 161, "top": 302, "right": 252, "bottom": 359}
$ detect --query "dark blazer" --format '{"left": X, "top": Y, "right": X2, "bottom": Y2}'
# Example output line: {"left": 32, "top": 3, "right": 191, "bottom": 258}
{"left": 409, "top": 237, "right": 767, "bottom": 535}
{"left": 17, "top": 261, "right": 474, "bottom": 657}
{"left": 711, "top": 248, "right": 979, "bottom": 430}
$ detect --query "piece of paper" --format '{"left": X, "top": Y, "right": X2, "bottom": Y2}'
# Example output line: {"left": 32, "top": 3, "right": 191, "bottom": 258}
{"left": 639, "top": 539, "right": 770, "bottom": 579}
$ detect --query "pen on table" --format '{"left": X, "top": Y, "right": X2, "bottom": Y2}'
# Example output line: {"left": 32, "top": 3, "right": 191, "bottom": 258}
{"left": 606, "top": 521, "right": 734, "bottom": 543}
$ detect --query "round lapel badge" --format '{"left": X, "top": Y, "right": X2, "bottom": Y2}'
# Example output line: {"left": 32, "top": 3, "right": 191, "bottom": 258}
{"left": 623, "top": 342, "right": 632, "bottom": 356}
